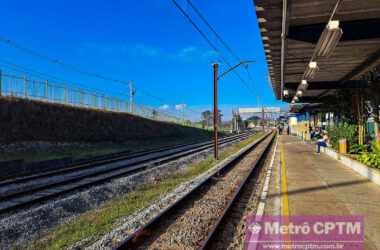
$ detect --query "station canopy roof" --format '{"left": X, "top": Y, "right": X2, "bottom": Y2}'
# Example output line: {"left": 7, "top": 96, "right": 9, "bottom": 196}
{"left": 254, "top": 0, "right": 380, "bottom": 104}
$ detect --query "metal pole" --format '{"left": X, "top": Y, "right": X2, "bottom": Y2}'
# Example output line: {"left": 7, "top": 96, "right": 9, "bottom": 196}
{"left": 24, "top": 76, "right": 28, "bottom": 98}
{"left": 280, "top": 0, "right": 287, "bottom": 101}
{"left": 262, "top": 105, "right": 265, "bottom": 132}
{"left": 45, "top": 80, "right": 49, "bottom": 100}
{"left": 64, "top": 86, "right": 68, "bottom": 104}
{"left": 213, "top": 63, "right": 219, "bottom": 160}
{"left": 80, "top": 91, "right": 84, "bottom": 106}
{"left": 0, "top": 70, "right": 2, "bottom": 97}
{"left": 93, "top": 94, "right": 96, "bottom": 108}
{"left": 129, "top": 81, "right": 135, "bottom": 113}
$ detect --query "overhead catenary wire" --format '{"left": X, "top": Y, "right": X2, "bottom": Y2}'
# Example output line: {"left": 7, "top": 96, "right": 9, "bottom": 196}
{"left": 185, "top": 0, "right": 240, "bottom": 62}
{"left": 171, "top": 0, "right": 256, "bottom": 97}
{"left": 0, "top": 35, "right": 201, "bottom": 117}
{"left": 0, "top": 61, "right": 194, "bottom": 119}
{"left": 184, "top": 0, "right": 257, "bottom": 96}
{"left": 0, "top": 59, "right": 120, "bottom": 95}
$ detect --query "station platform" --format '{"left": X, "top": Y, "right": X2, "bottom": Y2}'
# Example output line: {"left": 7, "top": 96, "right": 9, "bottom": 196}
{"left": 263, "top": 135, "right": 380, "bottom": 250}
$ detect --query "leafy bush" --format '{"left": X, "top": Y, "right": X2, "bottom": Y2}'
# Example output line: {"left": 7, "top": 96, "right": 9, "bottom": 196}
{"left": 349, "top": 144, "right": 368, "bottom": 154}
{"left": 358, "top": 141, "right": 380, "bottom": 169}
{"left": 327, "top": 122, "right": 357, "bottom": 150}
{"left": 359, "top": 153, "right": 380, "bottom": 169}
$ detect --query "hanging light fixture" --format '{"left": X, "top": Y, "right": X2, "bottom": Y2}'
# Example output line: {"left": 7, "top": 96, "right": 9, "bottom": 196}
{"left": 315, "top": 20, "right": 343, "bottom": 58}
{"left": 296, "top": 90, "right": 303, "bottom": 97}
{"left": 299, "top": 79, "right": 309, "bottom": 91}
{"left": 283, "top": 89, "right": 289, "bottom": 97}
{"left": 304, "top": 61, "right": 319, "bottom": 79}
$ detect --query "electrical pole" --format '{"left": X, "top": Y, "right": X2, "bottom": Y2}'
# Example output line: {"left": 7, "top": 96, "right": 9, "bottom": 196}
{"left": 232, "top": 110, "right": 237, "bottom": 133}
{"left": 262, "top": 105, "right": 265, "bottom": 132}
{"left": 129, "top": 81, "right": 135, "bottom": 114}
{"left": 181, "top": 105, "right": 186, "bottom": 124}
{"left": 211, "top": 60, "right": 254, "bottom": 160}
{"left": 213, "top": 63, "right": 219, "bottom": 160}
{"left": 0, "top": 70, "right": 2, "bottom": 97}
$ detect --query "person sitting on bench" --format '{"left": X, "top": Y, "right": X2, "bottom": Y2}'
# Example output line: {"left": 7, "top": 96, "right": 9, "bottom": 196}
{"left": 316, "top": 133, "right": 329, "bottom": 154}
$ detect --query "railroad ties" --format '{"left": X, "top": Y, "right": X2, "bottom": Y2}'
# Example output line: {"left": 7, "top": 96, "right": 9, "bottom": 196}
{"left": 0, "top": 132, "right": 255, "bottom": 214}
{"left": 118, "top": 131, "right": 276, "bottom": 250}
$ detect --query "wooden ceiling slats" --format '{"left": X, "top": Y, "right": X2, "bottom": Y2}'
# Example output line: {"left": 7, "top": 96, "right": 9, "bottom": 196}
{"left": 253, "top": 0, "right": 380, "bottom": 101}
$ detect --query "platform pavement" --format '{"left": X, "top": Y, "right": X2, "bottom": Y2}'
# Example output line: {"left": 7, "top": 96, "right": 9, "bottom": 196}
{"left": 263, "top": 135, "right": 380, "bottom": 250}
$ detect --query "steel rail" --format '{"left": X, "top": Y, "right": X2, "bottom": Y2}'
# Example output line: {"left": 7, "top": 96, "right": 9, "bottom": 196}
{"left": 116, "top": 131, "right": 275, "bottom": 250}
{"left": 0, "top": 133, "right": 251, "bottom": 200}
{"left": 0, "top": 132, "right": 251, "bottom": 187}
{"left": 0, "top": 132, "right": 255, "bottom": 214}
{"left": 199, "top": 132, "right": 276, "bottom": 249}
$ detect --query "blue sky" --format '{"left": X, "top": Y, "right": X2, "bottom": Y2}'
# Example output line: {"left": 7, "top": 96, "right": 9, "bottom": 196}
{"left": 0, "top": 0, "right": 285, "bottom": 120}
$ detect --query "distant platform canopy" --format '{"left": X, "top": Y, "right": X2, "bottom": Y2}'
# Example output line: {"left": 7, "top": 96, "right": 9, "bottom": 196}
{"left": 238, "top": 107, "right": 282, "bottom": 114}
{"left": 254, "top": 0, "right": 380, "bottom": 104}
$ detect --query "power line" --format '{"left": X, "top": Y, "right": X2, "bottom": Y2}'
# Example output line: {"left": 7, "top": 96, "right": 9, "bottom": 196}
{"left": 0, "top": 60, "right": 200, "bottom": 118}
{"left": 171, "top": 0, "right": 256, "bottom": 96}
{"left": 0, "top": 59, "right": 126, "bottom": 95}
{"left": 0, "top": 36, "right": 202, "bottom": 116}
{"left": 170, "top": 0, "right": 224, "bottom": 59}
{"left": 185, "top": 0, "right": 240, "bottom": 62}
{"left": 0, "top": 36, "right": 136, "bottom": 85}
{"left": 185, "top": 0, "right": 257, "bottom": 94}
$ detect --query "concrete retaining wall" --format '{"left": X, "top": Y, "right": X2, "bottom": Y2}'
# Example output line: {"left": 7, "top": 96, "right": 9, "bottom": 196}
{"left": 322, "top": 147, "right": 380, "bottom": 186}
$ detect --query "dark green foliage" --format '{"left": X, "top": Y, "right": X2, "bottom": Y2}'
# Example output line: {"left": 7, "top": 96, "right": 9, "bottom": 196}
{"left": 0, "top": 97, "right": 211, "bottom": 143}
{"left": 358, "top": 141, "right": 380, "bottom": 169}
{"left": 327, "top": 122, "right": 357, "bottom": 150}
{"left": 349, "top": 144, "right": 368, "bottom": 154}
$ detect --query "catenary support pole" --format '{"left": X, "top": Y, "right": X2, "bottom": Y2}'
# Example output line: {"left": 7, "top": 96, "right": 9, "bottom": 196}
{"left": 262, "top": 105, "right": 265, "bottom": 132}
{"left": 213, "top": 63, "right": 219, "bottom": 160}
{"left": 0, "top": 70, "right": 2, "bottom": 96}
{"left": 129, "top": 81, "right": 135, "bottom": 114}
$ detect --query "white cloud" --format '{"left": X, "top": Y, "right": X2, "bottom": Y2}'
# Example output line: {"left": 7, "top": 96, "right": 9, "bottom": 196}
{"left": 131, "top": 44, "right": 162, "bottom": 57}
{"left": 202, "top": 50, "right": 218, "bottom": 59}
{"left": 178, "top": 46, "right": 198, "bottom": 57}
{"left": 78, "top": 42, "right": 218, "bottom": 63}
{"left": 159, "top": 104, "right": 170, "bottom": 110}
{"left": 175, "top": 104, "right": 187, "bottom": 110}
{"left": 176, "top": 46, "right": 218, "bottom": 62}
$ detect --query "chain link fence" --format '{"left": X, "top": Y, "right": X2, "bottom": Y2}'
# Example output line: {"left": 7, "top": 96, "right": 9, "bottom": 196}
{"left": 0, "top": 70, "right": 189, "bottom": 125}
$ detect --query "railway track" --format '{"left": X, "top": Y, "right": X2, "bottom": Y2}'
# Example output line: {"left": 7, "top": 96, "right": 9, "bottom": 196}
{"left": 0, "top": 131, "right": 255, "bottom": 215}
{"left": 202, "top": 133, "right": 277, "bottom": 250}
{"left": 117, "top": 131, "right": 276, "bottom": 250}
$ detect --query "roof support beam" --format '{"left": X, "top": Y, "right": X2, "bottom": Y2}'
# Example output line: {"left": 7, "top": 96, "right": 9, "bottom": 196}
{"left": 340, "top": 47, "right": 380, "bottom": 82}
{"left": 288, "top": 18, "right": 380, "bottom": 43}
{"left": 284, "top": 80, "right": 368, "bottom": 90}
{"left": 280, "top": 0, "right": 292, "bottom": 100}
{"left": 283, "top": 96, "right": 326, "bottom": 103}
{"left": 317, "top": 47, "right": 380, "bottom": 98}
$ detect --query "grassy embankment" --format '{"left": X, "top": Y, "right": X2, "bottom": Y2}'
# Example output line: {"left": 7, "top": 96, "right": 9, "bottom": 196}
{"left": 1, "top": 134, "right": 212, "bottom": 163}
{"left": 28, "top": 132, "right": 264, "bottom": 250}
{"left": 0, "top": 96, "right": 214, "bottom": 163}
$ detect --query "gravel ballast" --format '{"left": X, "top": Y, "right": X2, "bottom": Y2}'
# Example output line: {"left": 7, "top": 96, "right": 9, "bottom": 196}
{"left": 0, "top": 138, "right": 243, "bottom": 249}
{"left": 126, "top": 135, "right": 273, "bottom": 250}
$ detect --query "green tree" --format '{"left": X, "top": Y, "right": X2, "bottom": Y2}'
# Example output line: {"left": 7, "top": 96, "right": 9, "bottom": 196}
{"left": 218, "top": 109, "right": 223, "bottom": 125}
{"left": 152, "top": 109, "right": 158, "bottom": 119}
{"left": 201, "top": 110, "right": 212, "bottom": 128}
